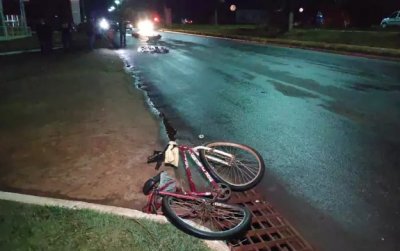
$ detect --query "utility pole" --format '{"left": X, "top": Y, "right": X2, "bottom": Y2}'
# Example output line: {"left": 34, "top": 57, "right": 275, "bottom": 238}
{"left": 288, "top": 11, "right": 293, "bottom": 31}
{"left": 19, "top": 0, "right": 28, "bottom": 35}
{"left": 163, "top": 2, "right": 172, "bottom": 25}
{"left": 214, "top": 0, "right": 225, "bottom": 25}
{"left": 287, "top": 0, "right": 294, "bottom": 32}
{"left": 80, "top": 0, "right": 86, "bottom": 22}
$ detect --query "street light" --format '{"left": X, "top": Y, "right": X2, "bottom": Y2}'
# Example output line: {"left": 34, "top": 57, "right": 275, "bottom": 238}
{"left": 299, "top": 7, "right": 304, "bottom": 13}
{"left": 230, "top": 5, "right": 237, "bottom": 12}
{"left": 108, "top": 1, "right": 122, "bottom": 12}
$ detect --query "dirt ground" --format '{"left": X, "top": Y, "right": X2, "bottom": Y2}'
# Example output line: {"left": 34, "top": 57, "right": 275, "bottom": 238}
{"left": 0, "top": 49, "right": 162, "bottom": 209}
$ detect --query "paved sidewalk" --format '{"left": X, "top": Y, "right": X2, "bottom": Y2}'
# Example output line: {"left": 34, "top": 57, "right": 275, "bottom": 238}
{"left": 0, "top": 49, "right": 161, "bottom": 209}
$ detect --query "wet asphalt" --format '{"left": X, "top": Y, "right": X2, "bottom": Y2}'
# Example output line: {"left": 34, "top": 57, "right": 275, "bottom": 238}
{"left": 119, "top": 32, "right": 400, "bottom": 251}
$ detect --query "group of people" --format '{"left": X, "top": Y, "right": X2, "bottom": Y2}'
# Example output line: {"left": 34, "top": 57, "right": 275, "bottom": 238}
{"left": 104, "top": 21, "right": 127, "bottom": 49}
{"left": 36, "top": 18, "right": 73, "bottom": 54}
{"left": 36, "top": 17, "right": 128, "bottom": 54}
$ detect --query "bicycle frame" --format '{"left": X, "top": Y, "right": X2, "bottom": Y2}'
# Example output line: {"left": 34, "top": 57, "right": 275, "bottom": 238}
{"left": 144, "top": 188, "right": 205, "bottom": 214}
{"left": 193, "top": 145, "right": 233, "bottom": 166}
{"left": 144, "top": 143, "right": 235, "bottom": 214}
{"left": 179, "top": 145, "right": 234, "bottom": 197}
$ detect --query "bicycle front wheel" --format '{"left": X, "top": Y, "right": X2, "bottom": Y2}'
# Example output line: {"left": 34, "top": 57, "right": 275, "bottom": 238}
{"left": 199, "top": 142, "right": 265, "bottom": 191}
{"left": 162, "top": 196, "right": 251, "bottom": 240}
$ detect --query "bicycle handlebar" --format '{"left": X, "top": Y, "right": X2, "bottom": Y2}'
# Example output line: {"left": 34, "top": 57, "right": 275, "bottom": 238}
{"left": 147, "top": 142, "right": 173, "bottom": 170}
{"left": 147, "top": 150, "right": 163, "bottom": 163}
{"left": 147, "top": 150, "right": 164, "bottom": 170}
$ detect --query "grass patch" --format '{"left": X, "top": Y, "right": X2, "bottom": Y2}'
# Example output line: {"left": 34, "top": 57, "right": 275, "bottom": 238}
{"left": 165, "top": 24, "right": 270, "bottom": 37}
{"left": 282, "top": 29, "right": 400, "bottom": 49}
{"left": 166, "top": 25, "right": 400, "bottom": 48}
{"left": 164, "top": 25, "right": 400, "bottom": 57}
{"left": 0, "top": 200, "right": 210, "bottom": 251}
{"left": 166, "top": 24, "right": 256, "bottom": 32}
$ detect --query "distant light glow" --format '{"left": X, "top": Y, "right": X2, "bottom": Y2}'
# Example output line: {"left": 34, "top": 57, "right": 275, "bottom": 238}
{"left": 299, "top": 7, "right": 304, "bottom": 13}
{"left": 154, "top": 17, "right": 160, "bottom": 23}
{"left": 114, "top": 0, "right": 121, "bottom": 5}
{"left": 99, "top": 18, "right": 110, "bottom": 30}
{"left": 230, "top": 5, "right": 237, "bottom": 12}
{"left": 108, "top": 6, "right": 116, "bottom": 12}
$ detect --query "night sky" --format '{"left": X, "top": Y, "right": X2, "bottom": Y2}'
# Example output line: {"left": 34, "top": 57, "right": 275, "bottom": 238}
{"left": 88, "top": 0, "right": 400, "bottom": 26}
{"left": 3, "top": 0, "right": 400, "bottom": 27}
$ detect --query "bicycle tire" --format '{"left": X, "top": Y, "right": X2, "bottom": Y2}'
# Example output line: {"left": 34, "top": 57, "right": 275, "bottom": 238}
{"left": 162, "top": 195, "right": 251, "bottom": 240}
{"left": 199, "top": 142, "right": 265, "bottom": 191}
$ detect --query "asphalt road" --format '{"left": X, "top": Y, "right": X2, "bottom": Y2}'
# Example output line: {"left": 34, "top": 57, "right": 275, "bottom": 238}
{"left": 120, "top": 32, "right": 400, "bottom": 251}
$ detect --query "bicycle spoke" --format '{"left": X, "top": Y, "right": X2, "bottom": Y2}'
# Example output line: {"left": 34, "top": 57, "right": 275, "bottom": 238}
{"left": 168, "top": 197, "right": 246, "bottom": 233}
{"left": 235, "top": 161, "right": 258, "bottom": 181}
{"left": 202, "top": 143, "right": 263, "bottom": 188}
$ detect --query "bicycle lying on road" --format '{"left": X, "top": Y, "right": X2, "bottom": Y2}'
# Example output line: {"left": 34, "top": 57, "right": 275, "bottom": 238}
{"left": 142, "top": 141, "right": 265, "bottom": 240}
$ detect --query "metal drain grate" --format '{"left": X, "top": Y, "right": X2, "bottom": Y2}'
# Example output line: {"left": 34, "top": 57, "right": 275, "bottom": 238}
{"left": 229, "top": 190, "right": 314, "bottom": 251}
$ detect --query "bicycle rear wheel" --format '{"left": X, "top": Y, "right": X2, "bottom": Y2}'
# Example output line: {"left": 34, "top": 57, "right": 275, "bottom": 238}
{"left": 199, "top": 142, "right": 265, "bottom": 191}
{"left": 162, "top": 196, "right": 251, "bottom": 240}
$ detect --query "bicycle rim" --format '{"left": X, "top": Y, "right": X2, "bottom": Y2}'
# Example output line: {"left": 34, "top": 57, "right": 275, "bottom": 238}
{"left": 162, "top": 196, "right": 251, "bottom": 240}
{"left": 202, "top": 142, "right": 264, "bottom": 188}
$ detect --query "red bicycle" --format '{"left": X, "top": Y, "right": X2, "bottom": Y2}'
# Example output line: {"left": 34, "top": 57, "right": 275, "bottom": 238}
{"left": 142, "top": 141, "right": 265, "bottom": 240}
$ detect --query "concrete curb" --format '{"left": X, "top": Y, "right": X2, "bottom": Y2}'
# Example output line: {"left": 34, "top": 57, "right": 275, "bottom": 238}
{"left": 0, "top": 47, "right": 63, "bottom": 56}
{"left": 0, "top": 191, "right": 229, "bottom": 251}
{"left": 0, "top": 48, "right": 40, "bottom": 55}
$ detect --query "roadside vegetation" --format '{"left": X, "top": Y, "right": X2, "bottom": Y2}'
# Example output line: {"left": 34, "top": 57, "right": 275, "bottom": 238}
{"left": 164, "top": 24, "right": 400, "bottom": 57}
{"left": 281, "top": 28, "right": 400, "bottom": 49}
{"left": 0, "top": 200, "right": 210, "bottom": 251}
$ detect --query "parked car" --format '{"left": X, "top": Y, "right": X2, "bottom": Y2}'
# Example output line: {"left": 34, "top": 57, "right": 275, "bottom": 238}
{"left": 126, "top": 22, "right": 133, "bottom": 34}
{"left": 380, "top": 10, "right": 400, "bottom": 28}
{"left": 181, "top": 18, "right": 193, "bottom": 24}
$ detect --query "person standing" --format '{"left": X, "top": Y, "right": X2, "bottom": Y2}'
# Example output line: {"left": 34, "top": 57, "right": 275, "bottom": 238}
{"left": 106, "top": 24, "right": 118, "bottom": 49}
{"left": 316, "top": 11, "right": 324, "bottom": 28}
{"left": 45, "top": 20, "right": 53, "bottom": 53}
{"left": 36, "top": 18, "right": 52, "bottom": 54}
{"left": 61, "top": 21, "right": 72, "bottom": 51}
{"left": 119, "top": 21, "right": 126, "bottom": 48}
{"left": 86, "top": 18, "right": 96, "bottom": 50}
{"left": 36, "top": 18, "right": 46, "bottom": 53}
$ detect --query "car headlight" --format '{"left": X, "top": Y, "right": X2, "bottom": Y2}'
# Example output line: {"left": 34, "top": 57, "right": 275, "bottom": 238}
{"left": 99, "top": 18, "right": 110, "bottom": 30}
{"left": 137, "top": 20, "right": 155, "bottom": 36}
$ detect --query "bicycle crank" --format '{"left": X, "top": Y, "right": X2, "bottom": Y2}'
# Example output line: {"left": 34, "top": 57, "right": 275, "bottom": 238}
{"left": 216, "top": 183, "right": 231, "bottom": 202}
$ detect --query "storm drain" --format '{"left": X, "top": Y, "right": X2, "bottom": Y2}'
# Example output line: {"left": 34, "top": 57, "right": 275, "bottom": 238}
{"left": 229, "top": 190, "right": 314, "bottom": 251}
